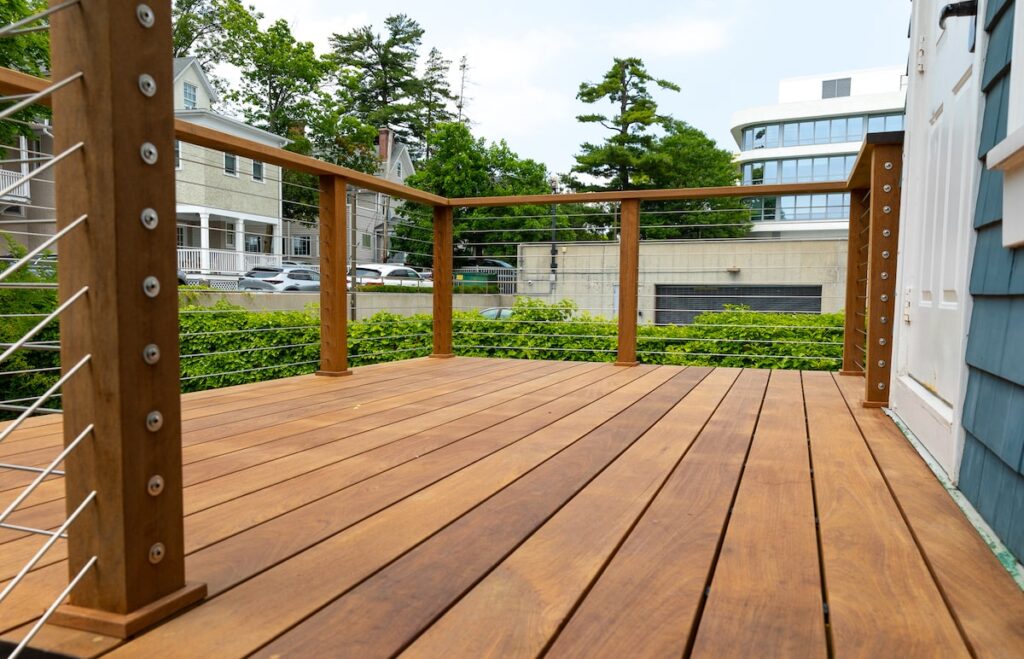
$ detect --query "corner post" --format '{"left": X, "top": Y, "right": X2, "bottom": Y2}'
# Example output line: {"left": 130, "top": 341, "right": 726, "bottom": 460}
{"left": 841, "top": 188, "right": 870, "bottom": 375}
{"left": 616, "top": 199, "right": 640, "bottom": 366}
{"left": 863, "top": 144, "right": 903, "bottom": 408}
{"left": 317, "top": 175, "right": 351, "bottom": 376}
{"left": 49, "top": 0, "right": 205, "bottom": 637}
{"left": 432, "top": 205, "right": 454, "bottom": 358}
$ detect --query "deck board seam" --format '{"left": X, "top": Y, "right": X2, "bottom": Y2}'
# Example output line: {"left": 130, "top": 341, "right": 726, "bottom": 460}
{"left": 803, "top": 371, "right": 835, "bottom": 659}
{"left": 680, "top": 368, "right": 771, "bottom": 658}
{"left": 249, "top": 366, "right": 709, "bottom": 656}
{"left": 829, "top": 373, "right": 975, "bottom": 656}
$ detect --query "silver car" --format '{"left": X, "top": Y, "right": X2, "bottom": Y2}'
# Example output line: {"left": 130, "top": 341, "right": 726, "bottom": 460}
{"left": 238, "top": 266, "right": 320, "bottom": 292}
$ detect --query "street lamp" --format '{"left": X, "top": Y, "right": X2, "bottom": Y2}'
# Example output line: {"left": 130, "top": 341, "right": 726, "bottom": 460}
{"left": 549, "top": 175, "right": 559, "bottom": 289}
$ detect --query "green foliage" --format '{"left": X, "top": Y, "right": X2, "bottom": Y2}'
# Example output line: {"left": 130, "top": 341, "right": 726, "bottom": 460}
{"left": 354, "top": 284, "right": 498, "bottom": 294}
{"left": 392, "top": 123, "right": 604, "bottom": 267}
{"left": 0, "top": 0, "right": 50, "bottom": 148}
{"left": 329, "top": 14, "right": 428, "bottom": 154}
{"left": 2, "top": 298, "right": 842, "bottom": 417}
{"left": 226, "top": 19, "right": 332, "bottom": 137}
{"left": 572, "top": 57, "right": 680, "bottom": 191}
{"left": 0, "top": 236, "right": 59, "bottom": 420}
{"left": 172, "top": 0, "right": 262, "bottom": 73}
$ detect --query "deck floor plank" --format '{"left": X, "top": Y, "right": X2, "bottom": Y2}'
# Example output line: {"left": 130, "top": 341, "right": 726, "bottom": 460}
{"left": 834, "top": 374, "right": 1024, "bottom": 658}
{"left": 102, "top": 368, "right": 679, "bottom": 658}
{"left": 541, "top": 369, "right": 769, "bottom": 659}
{"left": 253, "top": 367, "right": 734, "bottom": 659}
{"left": 803, "top": 371, "right": 970, "bottom": 657}
{"left": 690, "top": 369, "right": 827, "bottom": 658}
{"left": 0, "top": 359, "right": 1020, "bottom": 658}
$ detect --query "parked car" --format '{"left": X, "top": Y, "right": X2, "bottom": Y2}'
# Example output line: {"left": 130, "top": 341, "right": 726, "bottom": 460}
{"left": 479, "top": 307, "right": 513, "bottom": 320}
{"left": 238, "top": 266, "right": 320, "bottom": 292}
{"left": 177, "top": 269, "right": 188, "bottom": 286}
{"left": 349, "top": 264, "right": 432, "bottom": 289}
{"left": 459, "top": 258, "right": 514, "bottom": 269}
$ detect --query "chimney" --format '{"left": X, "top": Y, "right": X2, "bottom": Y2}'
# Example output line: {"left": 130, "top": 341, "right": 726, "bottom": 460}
{"left": 378, "top": 127, "right": 391, "bottom": 163}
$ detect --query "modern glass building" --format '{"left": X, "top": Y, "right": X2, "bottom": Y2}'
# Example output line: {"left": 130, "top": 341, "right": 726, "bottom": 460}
{"left": 730, "top": 68, "right": 907, "bottom": 236}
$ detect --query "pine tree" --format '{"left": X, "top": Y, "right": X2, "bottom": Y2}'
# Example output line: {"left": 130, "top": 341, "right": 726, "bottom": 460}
{"left": 571, "top": 57, "right": 680, "bottom": 190}
{"left": 418, "top": 48, "right": 457, "bottom": 159}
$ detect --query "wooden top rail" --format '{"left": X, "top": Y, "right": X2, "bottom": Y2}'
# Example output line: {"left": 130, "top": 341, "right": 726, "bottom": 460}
{"left": 0, "top": 66, "right": 856, "bottom": 209}
{"left": 847, "top": 131, "right": 906, "bottom": 189}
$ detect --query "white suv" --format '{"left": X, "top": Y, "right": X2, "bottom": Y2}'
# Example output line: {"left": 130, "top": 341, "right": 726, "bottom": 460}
{"left": 238, "top": 266, "right": 320, "bottom": 292}
{"left": 349, "top": 264, "right": 432, "bottom": 289}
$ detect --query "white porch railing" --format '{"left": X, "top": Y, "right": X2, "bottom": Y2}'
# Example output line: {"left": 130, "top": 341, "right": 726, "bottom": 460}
{"left": 177, "top": 248, "right": 284, "bottom": 275}
{"left": 0, "top": 168, "right": 31, "bottom": 201}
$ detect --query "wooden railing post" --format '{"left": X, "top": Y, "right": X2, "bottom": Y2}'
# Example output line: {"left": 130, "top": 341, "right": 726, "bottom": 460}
{"left": 49, "top": 0, "right": 205, "bottom": 637}
{"left": 432, "top": 205, "right": 454, "bottom": 358}
{"left": 863, "top": 144, "right": 903, "bottom": 408}
{"left": 616, "top": 199, "right": 640, "bottom": 366}
{"left": 841, "top": 189, "right": 870, "bottom": 375}
{"left": 317, "top": 175, "right": 350, "bottom": 376}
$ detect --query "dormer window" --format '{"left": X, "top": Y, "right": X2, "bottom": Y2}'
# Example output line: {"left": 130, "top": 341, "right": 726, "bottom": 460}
{"left": 183, "top": 81, "right": 197, "bottom": 109}
{"left": 395, "top": 161, "right": 402, "bottom": 178}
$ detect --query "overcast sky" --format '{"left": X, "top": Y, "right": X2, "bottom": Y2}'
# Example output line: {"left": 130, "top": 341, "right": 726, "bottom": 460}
{"left": 243, "top": 0, "right": 912, "bottom": 175}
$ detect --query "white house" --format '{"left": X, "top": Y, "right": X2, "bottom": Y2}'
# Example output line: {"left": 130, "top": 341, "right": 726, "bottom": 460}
{"left": 730, "top": 68, "right": 907, "bottom": 238}
{"left": 171, "top": 57, "right": 290, "bottom": 285}
{"left": 281, "top": 127, "right": 416, "bottom": 267}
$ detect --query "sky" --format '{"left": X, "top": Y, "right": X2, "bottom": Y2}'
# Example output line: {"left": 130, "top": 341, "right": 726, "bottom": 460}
{"left": 242, "top": 0, "right": 913, "bottom": 176}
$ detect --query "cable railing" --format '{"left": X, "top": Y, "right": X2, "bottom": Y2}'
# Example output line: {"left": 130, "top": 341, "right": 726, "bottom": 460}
{"left": 0, "top": 1, "right": 902, "bottom": 648}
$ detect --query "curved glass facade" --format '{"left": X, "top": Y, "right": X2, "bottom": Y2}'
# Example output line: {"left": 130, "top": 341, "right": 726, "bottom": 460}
{"left": 740, "top": 113, "right": 904, "bottom": 151}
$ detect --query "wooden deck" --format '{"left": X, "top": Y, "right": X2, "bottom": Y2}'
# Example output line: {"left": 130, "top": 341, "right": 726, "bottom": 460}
{"left": 0, "top": 357, "right": 1022, "bottom": 657}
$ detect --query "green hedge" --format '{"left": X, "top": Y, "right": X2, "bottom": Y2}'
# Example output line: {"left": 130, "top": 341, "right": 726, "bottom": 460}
{"left": 2, "top": 296, "right": 844, "bottom": 416}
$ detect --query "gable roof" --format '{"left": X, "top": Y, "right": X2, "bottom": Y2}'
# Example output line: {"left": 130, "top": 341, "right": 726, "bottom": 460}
{"left": 172, "top": 56, "right": 219, "bottom": 105}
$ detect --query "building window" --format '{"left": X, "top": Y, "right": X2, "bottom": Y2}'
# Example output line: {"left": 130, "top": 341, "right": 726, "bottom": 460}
{"left": 245, "top": 235, "right": 264, "bottom": 253}
{"left": 821, "top": 78, "right": 852, "bottom": 99}
{"left": 176, "top": 225, "right": 186, "bottom": 247}
{"left": 361, "top": 233, "right": 372, "bottom": 248}
{"left": 224, "top": 152, "right": 237, "bottom": 176}
{"left": 291, "top": 235, "right": 311, "bottom": 256}
{"left": 183, "top": 82, "right": 197, "bottom": 109}
{"left": 175, "top": 140, "right": 181, "bottom": 169}
{"left": 395, "top": 161, "right": 402, "bottom": 178}
{"left": 252, "top": 160, "right": 264, "bottom": 182}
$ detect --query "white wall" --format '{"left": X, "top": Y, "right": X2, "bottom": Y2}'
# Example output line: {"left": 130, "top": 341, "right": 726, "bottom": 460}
{"left": 778, "top": 67, "right": 907, "bottom": 103}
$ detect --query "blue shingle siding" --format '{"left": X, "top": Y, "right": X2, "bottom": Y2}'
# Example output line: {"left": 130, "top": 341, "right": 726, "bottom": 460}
{"left": 960, "top": 0, "right": 1024, "bottom": 561}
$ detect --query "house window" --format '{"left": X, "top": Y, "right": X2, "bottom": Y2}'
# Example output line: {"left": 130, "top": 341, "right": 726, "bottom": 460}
{"left": 361, "top": 233, "right": 372, "bottom": 248}
{"left": 224, "top": 152, "right": 237, "bottom": 176}
{"left": 821, "top": 77, "right": 852, "bottom": 99}
{"left": 245, "top": 235, "right": 264, "bottom": 252}
{"left": 176, "top": 225, "right": 186, "bottom": 247}
{"left": 395, "top": 161, "right": 402, "bottom": 178}
{"left": 252, "top": 160, "right": 264, "bottom": 182}
{"left": 183, "top": 82, "right": 197, "bottom": 110}
{"left": 292, "top": 235, "right": 311, "bottom": 256}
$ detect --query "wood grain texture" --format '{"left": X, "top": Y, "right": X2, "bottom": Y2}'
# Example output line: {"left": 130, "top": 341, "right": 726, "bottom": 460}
{"left": 835, "top": 374, "right": 1024, "bottom": 658}
{"left": 544, "top": 369, "right": 768, "bottom": 659}
{"left": 842, "top": 188, "right": 869, "bottom": 375}
{"left": 316, "top": 175, "right": 349, "bottom": 375}
{"left": 690, "top": 370, "right": 827, "bottom": 658}
{"left": 49, "top": 0, "right": 192, "bottom": 616}
{"left": 616, "top": 200, "right": 640, "bottom": 366}
{"left": 254, "top": 368, "right": 728, "bottom": 659}
{"left": 5, "top": 360, "right": 1022, "bottom": 657}
{"left": 863, "top": 144, "right": 902, "bottom": 406}
{"left": 432, "top": 205, "right": 454, "bottom": 357}
{"left": 803, "top": 371, "right": 969, "bottom": 657}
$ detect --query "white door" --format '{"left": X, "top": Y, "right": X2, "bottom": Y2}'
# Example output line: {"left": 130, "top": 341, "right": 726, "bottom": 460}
{"left": 890, "top": 0, "right": 983, "bottom": 479}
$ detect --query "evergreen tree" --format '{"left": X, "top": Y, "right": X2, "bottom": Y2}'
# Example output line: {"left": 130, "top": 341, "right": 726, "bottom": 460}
{"left": 329, "top": 14, "right": 425, "bottom": 152}
{"left": 571, "top": 57, "right": 679, "bottom": 190}
{"left": 418, "top": 48, "right": 457, "bottom": 159}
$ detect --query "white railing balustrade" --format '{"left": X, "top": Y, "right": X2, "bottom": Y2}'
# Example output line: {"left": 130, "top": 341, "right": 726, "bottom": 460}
{"left": 0, "top": 168, "right": 31, "bottom": 201}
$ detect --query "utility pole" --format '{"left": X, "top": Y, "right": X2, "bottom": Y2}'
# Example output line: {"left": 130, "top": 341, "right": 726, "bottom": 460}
{"left": 457, "top": 56, "right": 470, "bottom": 123}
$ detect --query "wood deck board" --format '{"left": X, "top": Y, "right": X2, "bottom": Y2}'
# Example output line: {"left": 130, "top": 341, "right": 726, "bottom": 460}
{"left": 0, "top": 358, "right": 1019, "bottom": 658}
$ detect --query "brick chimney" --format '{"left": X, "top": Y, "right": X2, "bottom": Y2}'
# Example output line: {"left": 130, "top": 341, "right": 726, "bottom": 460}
{"left": 378, "top": 127, "right": 391, "bottom": 163}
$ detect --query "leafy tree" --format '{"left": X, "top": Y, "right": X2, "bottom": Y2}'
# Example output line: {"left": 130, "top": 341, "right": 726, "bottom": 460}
{"left": 571, "top": 57, "right": 679, "bottom": 191}
{"left": 0, "top": 0, "right": 50, "bottom": 149}
{"left": 417, "top": 48, "right": 457, "bottom": 159}
{"left": 172, "top": 0, "right": 261, "bottom": 69}
{"left": 391, "top": 123, "right": 602, "bottom": 267}
{"left": 329, "top": 15, "right": 425, "bottom": 151}
{"left": 307, "top": 101, "right": 380, "bottom": 173}
{"left": 227, "top": 19, "right": 331, "bottom": 136}
{"left": 641, "top": 120, "right": 749, "bottom": 238}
